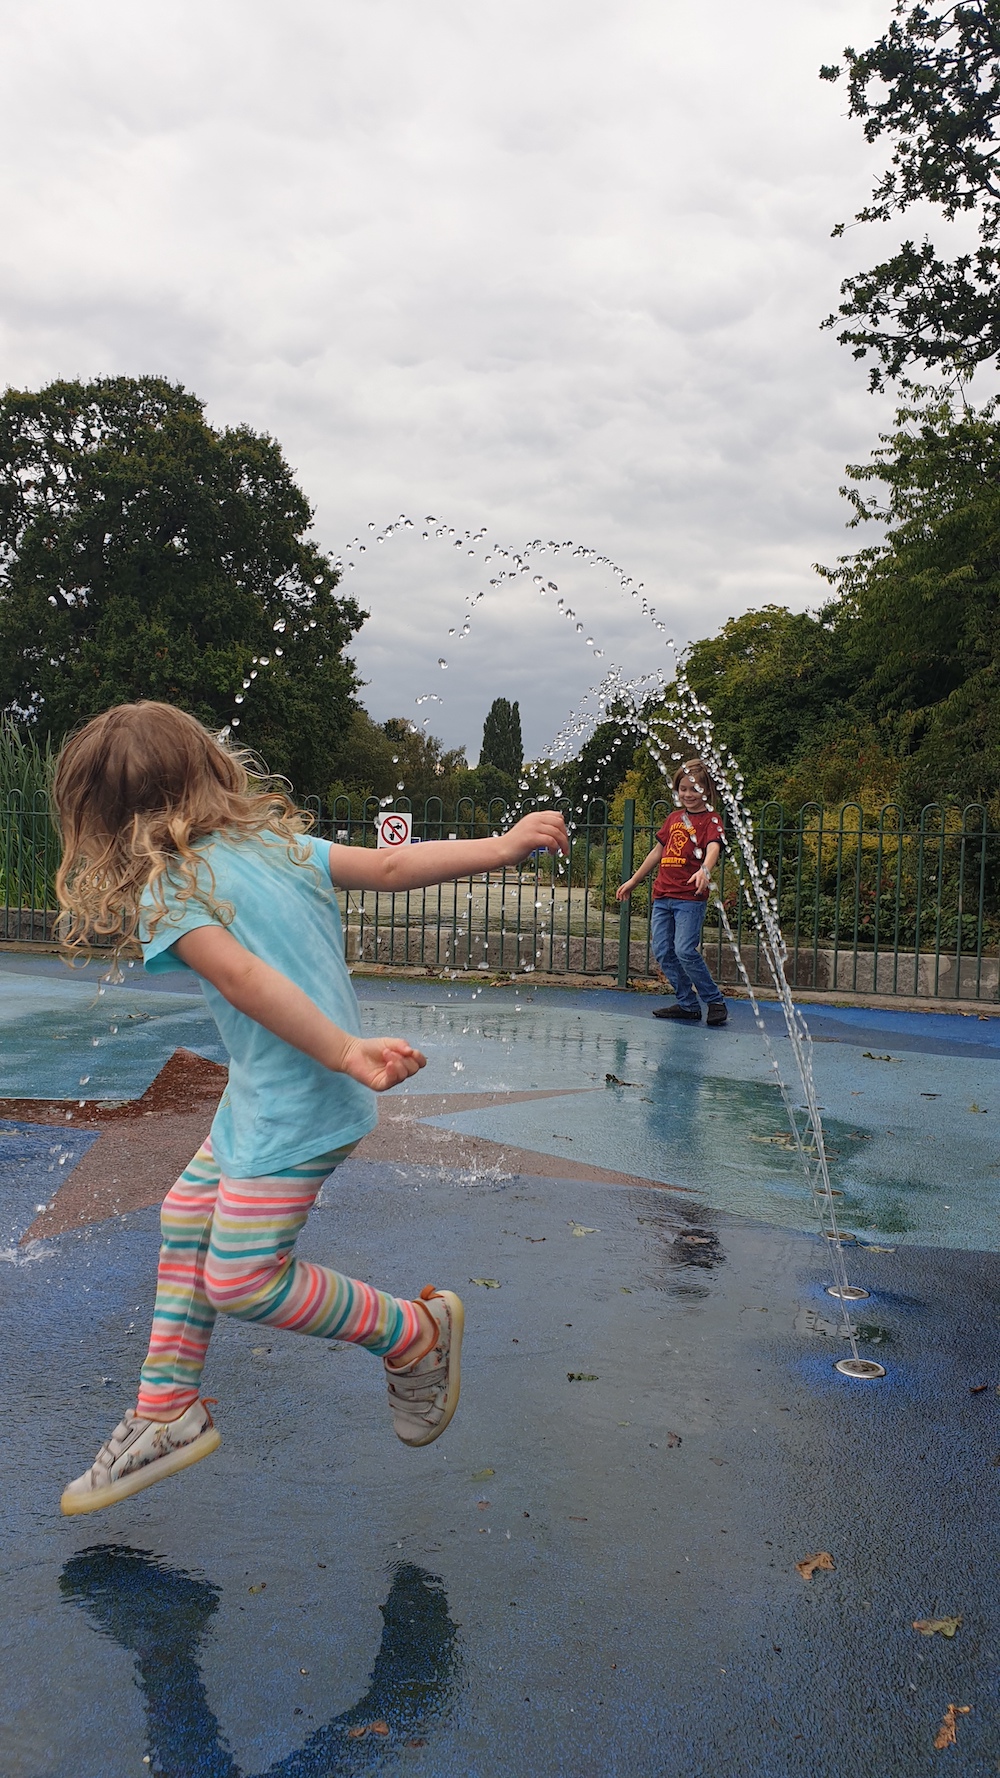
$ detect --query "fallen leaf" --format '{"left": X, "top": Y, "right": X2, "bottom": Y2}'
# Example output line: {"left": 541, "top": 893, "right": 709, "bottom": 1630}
{"left": 470, "top": 1277, "right": 500, "bottom": 1288}
{"left": 570, "top": 1223, "right": 597, "bottom": 1237}
{"left": 680, "top": 1235, "right": 712, "bottom": 1245}
{"left": 470, "top": 1467, "right": 495, "bottom": 1481}
{"left": 605, "top": 1073, "right": 641, "bottom": 1086}
{"left": 666, "top": 1431, "right": 682, "bottom": 1447}
{"left": 248, "top": 1582, "right": 267, "bottom": 1594}
{"left": 795, "top": 1552, "right": 835, "bottom": 1581}
{"left": 477, "top": 1499, "right": 491, "bottom": 1509}
{"left": 347, "top": 1726, "right": 367, "bottom": 1740}
{"left": 970, "top": 1383, "right": 989, "bottom": 1394}
{"left": 569, "top": 1515, "right": 588, "bottom": 1521}
{"left": 567, "top": 1372, "right": 599, "bottom": 1381}
{"left": 933, "top": 1704, "right": 970, "bottom": 1751}
{"left": 863, "top": 1244, "right": 896, "bottom": 1253}
{"left": 969, "top": 1103, "right": 989, "bottom": 1114}
{"left": 862, "top": 1051, "right": 896, "bottom": 1061}
{"left": 525, "top": 1236, "right": 546, "bottom": 1242}
{"left": 913, "top": 1615, "right": 962, "bottom": 1638}
{"left": 371, "top": 1722, "right": 390, "bottom": 1736}
{"left": 407, "top": 1739, "right": 427, "bottom": 1749}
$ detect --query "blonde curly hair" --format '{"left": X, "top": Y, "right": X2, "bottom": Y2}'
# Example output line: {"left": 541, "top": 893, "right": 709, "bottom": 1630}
{"left": 53, "top": 701, "right": 311, "bottom": 956}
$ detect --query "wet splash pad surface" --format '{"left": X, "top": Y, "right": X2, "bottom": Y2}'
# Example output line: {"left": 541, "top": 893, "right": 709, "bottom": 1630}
{"left": 2, "top": 955, "right": 999, "bottom": 1775}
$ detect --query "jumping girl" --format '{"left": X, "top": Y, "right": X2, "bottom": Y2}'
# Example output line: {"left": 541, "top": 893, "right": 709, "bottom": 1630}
{"left": 54, "top": 701, "right": 568, "bottom": 1515}
{"left": 616, "top": 758, "right": 726, "bottom": 1025}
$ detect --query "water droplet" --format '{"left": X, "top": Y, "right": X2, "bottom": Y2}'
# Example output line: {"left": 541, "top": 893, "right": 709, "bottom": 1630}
{"left": 79, "top": 1075, "right": 90, "bottom": 1086}
{"left": 273, "top": 619, "right": 286, "bottom": 633}
{"left": 438, "top": 658, "right": 448, "bottom": 669}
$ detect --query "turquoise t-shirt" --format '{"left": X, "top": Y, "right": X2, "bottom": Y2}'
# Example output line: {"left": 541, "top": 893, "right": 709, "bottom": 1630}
{"left": 139, "top": 831, "right": 377, "bottom": 1177}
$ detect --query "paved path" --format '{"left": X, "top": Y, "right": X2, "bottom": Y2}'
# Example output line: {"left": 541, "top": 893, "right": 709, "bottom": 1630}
{"left": 1, "top": 963, "right": 998, "bottom": 1774}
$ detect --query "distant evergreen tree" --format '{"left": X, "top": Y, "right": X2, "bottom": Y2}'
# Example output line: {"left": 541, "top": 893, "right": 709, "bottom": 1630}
{"left": 479, "top": 698, "right": 523, "bottom": 780}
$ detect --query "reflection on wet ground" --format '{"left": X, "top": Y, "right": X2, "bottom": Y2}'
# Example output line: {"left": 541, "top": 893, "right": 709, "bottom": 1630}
{"left": 61, "top": 1547, "right": 459, "bottom": 1776}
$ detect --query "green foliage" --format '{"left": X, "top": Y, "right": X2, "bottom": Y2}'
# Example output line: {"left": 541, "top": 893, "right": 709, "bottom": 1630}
{"left": 821, "top": 0, "right": 1000, "bottom": 387}
{"left": 821, "top": 392, "right": 1000, "bottom": 812}
{"left": 0, "top": 714, "right": 53, "bottom": 807}
{"left": 650, "top": 608, "right": 852, "bottom": 807}
{"left": 328, "top": 711, "right": 467, "bottom": 807}
{"left": 0, "top": 375, "right": 365, "bottom": 799}
{"left": 606, "top": 397, "right": 999, "bottom": 817}
{"left": 560, "top": 709, "right": 641, "bottom": 812}
{"left": 479, "top": 698, "right": 523, "bottom": 780}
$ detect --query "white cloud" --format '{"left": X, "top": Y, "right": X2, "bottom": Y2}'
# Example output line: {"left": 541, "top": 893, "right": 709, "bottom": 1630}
{"left": 0, "top": 0, "right": 909, "bottom": 757}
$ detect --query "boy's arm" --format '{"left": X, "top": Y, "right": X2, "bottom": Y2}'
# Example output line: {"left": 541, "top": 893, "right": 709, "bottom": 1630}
{"left": 173, "top": 926, "right": 425, "bottom": 1092}
{"left": 616, "top": 842, "right": 664, "bottom": 901}
{"left": 328, "top": 809, "right": 568, "bottom": 893}
{"left": 687, "top": 838, "right": 721, "bottom": 892}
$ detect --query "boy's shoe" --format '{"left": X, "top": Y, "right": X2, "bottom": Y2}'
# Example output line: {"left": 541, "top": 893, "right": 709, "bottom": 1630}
{"left": 706, "top": 1001, "right": 728, "bottom": 1027}
{"left": 652, "top": 1004, "right": 701, "bottom": 1021}
{"left": 60, "top": 1399, "right": 220, "bottom": 1517}
{"left": 384, "top": 1286, "right": 464, "bottom": 1448}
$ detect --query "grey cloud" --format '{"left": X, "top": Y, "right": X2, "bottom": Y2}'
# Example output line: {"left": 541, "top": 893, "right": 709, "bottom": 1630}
{"left": 0, "top": 0, "right": 900, "bottom": 757}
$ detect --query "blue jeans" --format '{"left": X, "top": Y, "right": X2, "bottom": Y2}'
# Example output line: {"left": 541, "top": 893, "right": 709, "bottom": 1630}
{"left": 650, "top": 897, "right": 724, "bottom": 1011}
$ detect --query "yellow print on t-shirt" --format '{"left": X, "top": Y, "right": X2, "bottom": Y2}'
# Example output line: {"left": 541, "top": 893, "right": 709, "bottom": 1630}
{"left": 662, "top": 818, "right": 690, "bottom": 868}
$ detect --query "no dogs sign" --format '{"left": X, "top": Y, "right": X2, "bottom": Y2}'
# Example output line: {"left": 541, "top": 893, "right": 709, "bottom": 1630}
{"left": 377, "top": 812, "right": 412, "bottom": 849}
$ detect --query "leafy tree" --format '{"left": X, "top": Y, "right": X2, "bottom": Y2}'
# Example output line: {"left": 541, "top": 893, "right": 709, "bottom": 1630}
{"left": 819, "top": 391, "right": 1000, "bottom": 810}
{"left": 821, "top": 1, "right": 1000, "bottom": 388}
{"left": 328, "top": 711, "right": 467, "bottom": 807}
{"left": 560, "top": 708, "right": 641, "bottom": 812}
{"left": 0, "top": 375, "right": 365, "bottom": 798}
{"left": 479, "top": 697, "right": 523, "bottom": 781}
{"left": 680, "top": 606, "right": 856, "bottom": 805}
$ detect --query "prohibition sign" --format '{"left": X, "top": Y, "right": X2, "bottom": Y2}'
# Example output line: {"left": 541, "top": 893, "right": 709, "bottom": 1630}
{"left": 377, "top": 812, "right": 412, "bottom": 849}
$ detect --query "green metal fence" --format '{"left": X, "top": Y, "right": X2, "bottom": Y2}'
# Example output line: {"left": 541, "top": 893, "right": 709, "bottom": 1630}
{"left": 3, "top": 792, "right": 999, "bottom": 1002}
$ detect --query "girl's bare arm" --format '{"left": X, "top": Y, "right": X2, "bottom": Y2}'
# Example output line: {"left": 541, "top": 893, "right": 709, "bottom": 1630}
{"left": 687, "top": 838, "right": 721, "bottom": 891}
{"left": 173, "top": 926, "right": 425, "bottom": 1092}
{"left": 616, "top": 842, "right": 664, "bottom": 901}
{"left": 328, "top": 810, "right": 568, "bottom": 893}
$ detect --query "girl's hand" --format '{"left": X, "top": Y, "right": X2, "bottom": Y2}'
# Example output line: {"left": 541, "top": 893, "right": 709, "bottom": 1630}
{"left": 499, "top": 810, "right": 569, "bottom": 865}
{"left": 341, "top": 1036, "right": 427, "bottom": 1092}
{"left": 615, "top": 883, "right": 633, "bottom": 903}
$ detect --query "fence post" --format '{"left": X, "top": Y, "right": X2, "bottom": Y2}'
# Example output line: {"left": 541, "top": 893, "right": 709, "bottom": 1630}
{"left": 617, "top": 798, "right": 635, "bottom": 989}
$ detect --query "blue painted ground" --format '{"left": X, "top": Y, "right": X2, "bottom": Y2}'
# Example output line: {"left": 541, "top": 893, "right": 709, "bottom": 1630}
{"left": 1, "top": 954, "right": 999, "bottom": 1773}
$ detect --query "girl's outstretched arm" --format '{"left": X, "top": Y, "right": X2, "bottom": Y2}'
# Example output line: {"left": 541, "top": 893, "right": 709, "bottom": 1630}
{"left": 616, "top": 842, "right": 663, "bottom": 902}
{"left": 173, "top": 926, "right": 425, "bottom": 1092}
{"left": 328, "top": 809, "right": 568, "bottom": 893}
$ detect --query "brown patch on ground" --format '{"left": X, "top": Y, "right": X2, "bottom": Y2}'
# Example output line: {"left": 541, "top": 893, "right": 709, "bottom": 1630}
{"left": 0, "top": 1047, "right": 228, "bottom": 1129}
{"left": 14, "top": 1050, "right": 690, "bottom": 1243}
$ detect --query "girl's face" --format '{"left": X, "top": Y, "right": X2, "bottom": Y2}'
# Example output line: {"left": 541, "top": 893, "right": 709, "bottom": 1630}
{"left": 676, "top": 775, "right": 708, "bottom": 813}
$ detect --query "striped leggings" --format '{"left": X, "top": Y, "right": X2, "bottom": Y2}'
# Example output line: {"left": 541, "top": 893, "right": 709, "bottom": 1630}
{"left": 136, "top": 1137, "right": 423, "bottom": 1421}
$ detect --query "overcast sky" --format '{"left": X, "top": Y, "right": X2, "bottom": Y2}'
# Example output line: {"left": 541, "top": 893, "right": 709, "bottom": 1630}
{"left": 0, "top": 0, "right": 909, "bottom": 760}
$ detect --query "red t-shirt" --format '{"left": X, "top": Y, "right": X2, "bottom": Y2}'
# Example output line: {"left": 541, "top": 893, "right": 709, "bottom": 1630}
{"left": 652, "top": 808, "right": 724, "bottom": 901}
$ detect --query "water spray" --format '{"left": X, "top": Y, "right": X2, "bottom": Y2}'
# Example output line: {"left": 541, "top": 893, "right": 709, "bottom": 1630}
{"left": 219, "top": 510, "right": 886, "bottom": 1379}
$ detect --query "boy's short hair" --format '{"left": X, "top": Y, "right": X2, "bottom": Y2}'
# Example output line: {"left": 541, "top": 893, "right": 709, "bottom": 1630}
{"left": 671, "top": 757, "right": 716, "bottom": 806}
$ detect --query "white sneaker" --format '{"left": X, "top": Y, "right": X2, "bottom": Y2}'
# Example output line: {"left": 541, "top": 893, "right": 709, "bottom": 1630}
{"left": 60, "top": 1400, "right": 220, "bottom": 1516}
{"left": 384, "top": 1287, "right": 464, "bottom": 1448}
